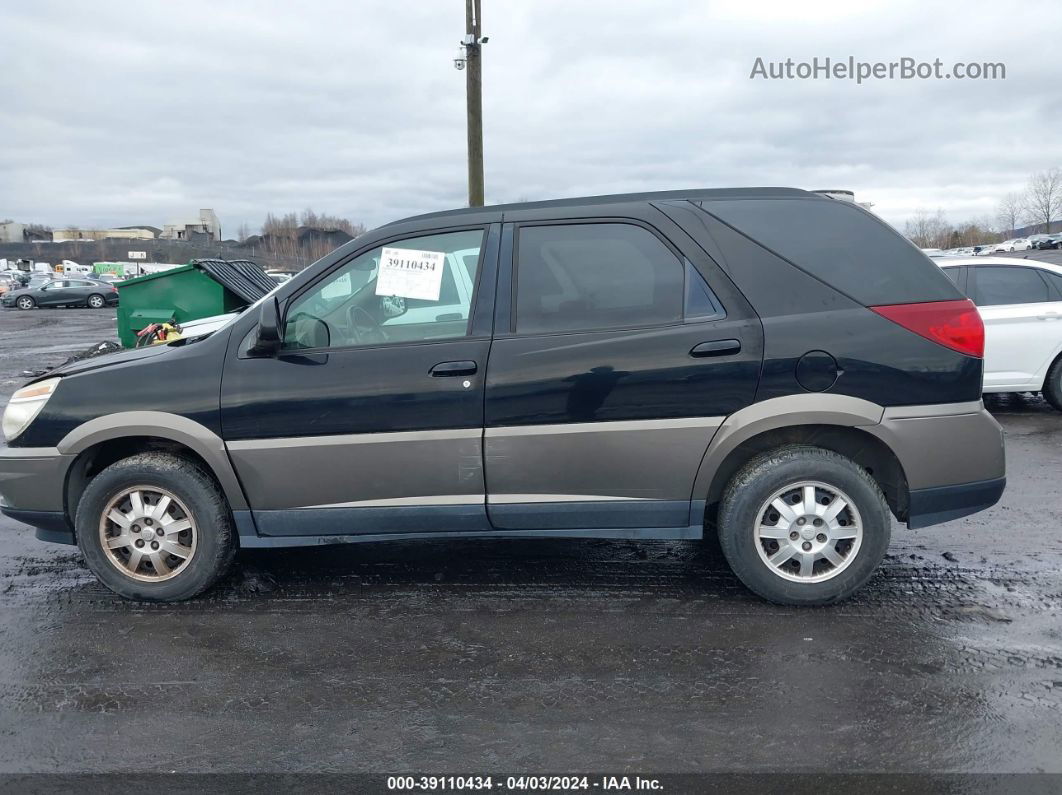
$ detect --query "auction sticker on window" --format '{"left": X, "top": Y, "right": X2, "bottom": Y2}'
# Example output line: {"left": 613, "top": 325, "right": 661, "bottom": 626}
{"left": 376, "top": 247, "right": 445, "bottom": 301}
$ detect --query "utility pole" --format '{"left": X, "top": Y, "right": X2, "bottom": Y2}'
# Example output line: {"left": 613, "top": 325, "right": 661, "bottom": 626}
{"left": 464, "top": 0, "right": 484, "bottom": 207}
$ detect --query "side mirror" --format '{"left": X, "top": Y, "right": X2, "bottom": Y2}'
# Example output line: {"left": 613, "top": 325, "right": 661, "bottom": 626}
{"left": 248, "top": 297, "right": 282, "bottom": 357}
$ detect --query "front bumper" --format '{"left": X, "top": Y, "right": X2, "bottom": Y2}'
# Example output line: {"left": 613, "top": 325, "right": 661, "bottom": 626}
{"left": 0, "top": 446, "right": 73, "bottom": 539}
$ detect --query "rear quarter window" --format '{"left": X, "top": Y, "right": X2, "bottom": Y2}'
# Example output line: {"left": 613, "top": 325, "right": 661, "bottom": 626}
{"left": 696, "top": 198, "right": 962, "bottom": 306}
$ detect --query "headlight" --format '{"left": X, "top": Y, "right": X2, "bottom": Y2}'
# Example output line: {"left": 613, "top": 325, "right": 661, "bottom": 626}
{"left": 2, "top": 377, "right": 61, "bottom": 441}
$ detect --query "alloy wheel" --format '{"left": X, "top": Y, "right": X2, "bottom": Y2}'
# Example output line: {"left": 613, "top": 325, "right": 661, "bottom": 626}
{"left": 98, "top": 486, "right": 198, "bottom": 582}
{"left": 754, "top": 480, "right": 863, "bottom": 583}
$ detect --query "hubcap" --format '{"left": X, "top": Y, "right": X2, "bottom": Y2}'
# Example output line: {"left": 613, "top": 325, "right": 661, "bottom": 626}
{"left": 754, "top": 480, "right": 863, "bottom": 583}
{"left": 18, "top": 298, "right": 31, "bottom": 308}
{"left": 98, "top": 486, "right": 197, "bottom": 582}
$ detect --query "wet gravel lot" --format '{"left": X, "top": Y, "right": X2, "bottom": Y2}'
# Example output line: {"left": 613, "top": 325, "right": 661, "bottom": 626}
{"left": 0, "top": 304, "right": 1060, "bottom": 778}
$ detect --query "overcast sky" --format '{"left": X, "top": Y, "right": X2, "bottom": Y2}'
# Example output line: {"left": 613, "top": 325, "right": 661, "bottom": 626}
{"left": 2, "top": 0, "right": 1060, "bottom": 236}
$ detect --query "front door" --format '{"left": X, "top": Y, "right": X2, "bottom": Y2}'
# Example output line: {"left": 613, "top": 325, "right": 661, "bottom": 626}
{"left": 36, "top": 281, "right": 70, "bottom": 306}
{"left": 483, "top": 211, "right": 763, "bottom": 531}
{"left": 221, "top": 225, "right": 499, "bottom": 537}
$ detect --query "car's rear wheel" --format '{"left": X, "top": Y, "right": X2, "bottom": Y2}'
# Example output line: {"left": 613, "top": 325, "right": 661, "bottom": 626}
{"left": 1042, "top": 356, "right": 1062, "bottom": 411}
{"left": 16, "top": 296, "right": 35, "bottom": 310}
{"left": 75, "top": 453, "right": 237, "bottom": 601}
{"left": 717, "top": 445, "right": 891, "bottom": 605}
{"left": 87, "top": 293, "right": 105, "bottom": 309}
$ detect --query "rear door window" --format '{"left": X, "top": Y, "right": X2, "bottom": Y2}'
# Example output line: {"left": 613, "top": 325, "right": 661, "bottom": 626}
{"left": 696, "top": 198, "right": 961, "bottom": 305}
{"left": 514, "top": 223, "right": 684, "bottom": 334}
{"left": 971, "top": 267, "right": 1050, "bottom": 306}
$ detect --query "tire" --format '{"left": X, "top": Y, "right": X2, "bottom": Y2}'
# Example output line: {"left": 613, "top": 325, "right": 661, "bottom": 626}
{"left": 75, "top": 453, "right": 237, "bottom": 601}
{"left": 1042, "top": 356, "right": 1062, "bottom": 411}
{"left": 16, "top": 296, "right": 35, "bottom": 310}
{"left": 717, "top": 445, "right": 891, "bottom": 606}
{"left": 87, "top": 293, "right": 105, "bottom": 309}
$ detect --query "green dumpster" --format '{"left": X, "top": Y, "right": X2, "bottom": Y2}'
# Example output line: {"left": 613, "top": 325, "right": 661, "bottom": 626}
{"left": 115, "top": 260, "right": 273, "bottom": 347}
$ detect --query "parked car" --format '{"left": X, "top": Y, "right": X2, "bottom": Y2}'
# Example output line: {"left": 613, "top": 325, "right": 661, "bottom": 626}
{"left": 0, "top": 188, "right": 1005, "bottom": 605}
{"left": 1035, "top": 236, "right": 1061, "bottom": 250}
{"left": 938, "top": 256, "right": 1062, "bottom": 409}
{"left": 1, "top": 278, "right": 119, "bottom": 310}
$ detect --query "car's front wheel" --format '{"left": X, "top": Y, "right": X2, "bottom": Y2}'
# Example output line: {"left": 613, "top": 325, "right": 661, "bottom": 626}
{"left": 75, "top": 453, "right": 237, "bottom": 601}
{"left": 717, "top": 445, "right": 891, "bottom": 605}
{"left": 87, "top": 293, "right": 106, "bottom": 309}
{"left": 16, "top": 296, "right": 35, "bottom": 310}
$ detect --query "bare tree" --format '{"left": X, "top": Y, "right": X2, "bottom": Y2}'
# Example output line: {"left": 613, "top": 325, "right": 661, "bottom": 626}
{"left": 904, "top": 210, "right": 999, "bottom": 249}
{"left": 997, "top": 193, "right": 1024, "bottom": 238}
{"left": 235, "top": 222, "right": 251, "bottom": 243}
{"left": 904, "top": 208, "right": 950, "bottom": 249}
{"left": 260, "top": 209, "right": 367, "bottom": 266}
{"left": 1024, "top": 168, "right": 1062, "bottom": 234}
{"left": 62, "top": 226, "right": 83, "bottom": 257}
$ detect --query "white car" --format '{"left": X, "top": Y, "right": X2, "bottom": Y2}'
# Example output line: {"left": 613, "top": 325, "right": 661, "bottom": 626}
{"left": 938, "top": 256, "right": 1062, "bottom": 408}
{"left": 992, "top": 238, "right": 1033, "bottom": 252}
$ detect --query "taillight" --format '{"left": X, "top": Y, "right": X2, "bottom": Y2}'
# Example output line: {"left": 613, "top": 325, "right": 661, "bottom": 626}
{"left": 869, "top": 299, "right": 984, "bottom": 358}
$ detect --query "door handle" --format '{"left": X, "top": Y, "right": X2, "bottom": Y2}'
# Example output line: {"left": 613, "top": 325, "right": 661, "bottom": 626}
{"left": 1037, "top": 312, "right": 1060, "bottom": 321}
{"left": 690, "top": 339, "right": 741, "bottom": 357}
{"left": 430, "top": 360, "right": 478, "bottom": 377}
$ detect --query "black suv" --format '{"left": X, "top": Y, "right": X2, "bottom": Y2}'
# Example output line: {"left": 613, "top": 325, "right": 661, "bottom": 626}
{"left": 0, "top": 188, "right": 1005, "bottom": 604}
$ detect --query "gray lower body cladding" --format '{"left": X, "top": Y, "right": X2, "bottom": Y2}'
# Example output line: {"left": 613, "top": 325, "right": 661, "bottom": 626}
{"left": 0, "top": 398, "right": 1006, "bottom": 544}
{"left": 867, "top": 403, "right": 1005, "bottom": 491}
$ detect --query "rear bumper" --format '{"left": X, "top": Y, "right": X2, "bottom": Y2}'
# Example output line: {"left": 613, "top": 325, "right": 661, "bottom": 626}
{"left": 866, "top": 401, "right": 1006, "bottom": 528}
{"left": 907, "top": 476, "right": 1006, "bottom": 529}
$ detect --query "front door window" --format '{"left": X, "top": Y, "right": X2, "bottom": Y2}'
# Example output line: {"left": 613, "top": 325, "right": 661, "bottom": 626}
{"left": 281, "top": 229, "right": 484, "bottom": 350}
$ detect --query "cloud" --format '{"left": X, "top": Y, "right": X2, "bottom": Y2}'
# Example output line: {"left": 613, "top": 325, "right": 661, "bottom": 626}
{"left": 1, "top": 0, "right": 1059, "bottom": 234}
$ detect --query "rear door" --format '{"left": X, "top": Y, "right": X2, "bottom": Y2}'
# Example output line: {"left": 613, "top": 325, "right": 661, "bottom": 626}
{"left": 69, "top": 279, "right": 96, "bottom": 304}
{"left": 483, "top": 204, "right": 763, "bottom": 531}
{"left": 970, "top": 265, "right": 1061, "bottom": 389}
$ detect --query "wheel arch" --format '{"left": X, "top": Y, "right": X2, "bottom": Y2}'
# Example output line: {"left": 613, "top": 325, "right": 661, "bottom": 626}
{"left": 1034, "top": 344, "right": 1062, "bottom": 393}
{"left": 694, "top": 395, "right": 909, "bottom": 523}
{"left": 58, "top": 412, "right": 249, "bottom": 527}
